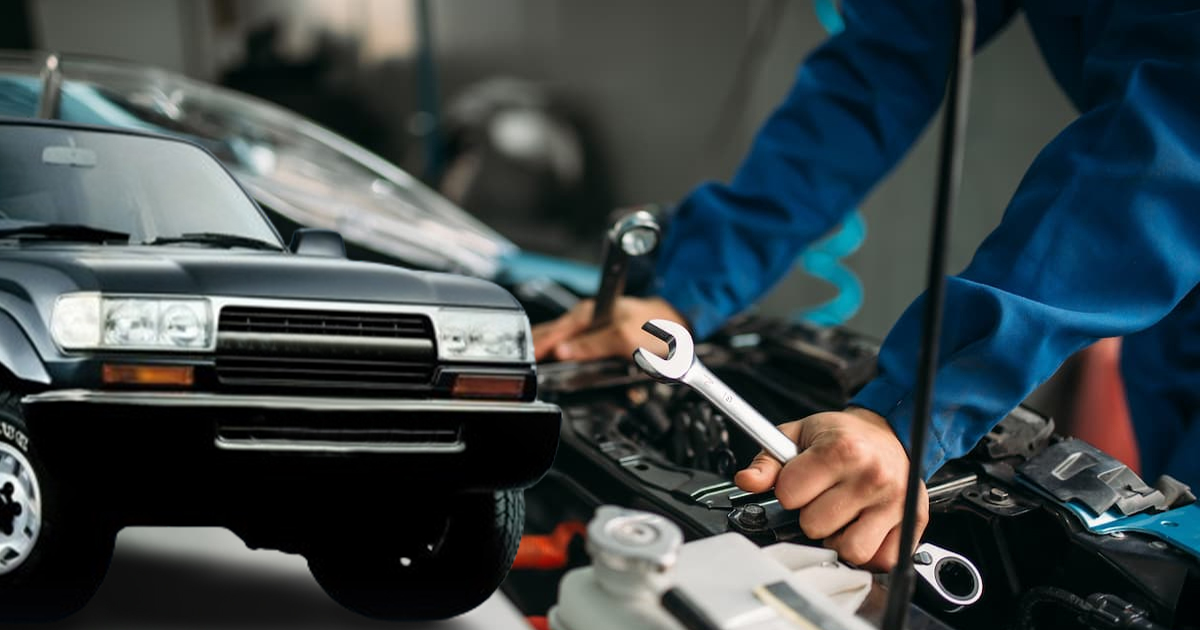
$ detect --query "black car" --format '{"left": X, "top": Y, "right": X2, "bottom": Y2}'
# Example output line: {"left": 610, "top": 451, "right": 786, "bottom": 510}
{"left": 0, "top": 118, "right": 560, "bottom": 622}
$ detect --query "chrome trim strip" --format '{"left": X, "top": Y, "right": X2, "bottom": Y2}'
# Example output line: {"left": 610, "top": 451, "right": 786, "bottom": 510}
{"left": 216, "top": 332, "right": 434, "bottom": 355}
{"left": 22, "top": 390, "right": 561, "bottom": 414}
{"left": 209, "top": 296, "right": 447, "bottom": 318}
{"left": 213, "top": 436, "right": 466, "bottom": 454}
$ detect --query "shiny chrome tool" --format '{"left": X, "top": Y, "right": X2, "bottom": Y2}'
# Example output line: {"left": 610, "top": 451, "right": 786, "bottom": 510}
{"left": 633, "top": 318, "right": 983, "bottom": 609}
{"left": 633, "top": 318, "right": 798, "bottom": 463}
{"left": 589, "top": 208, "right": 661, "bottom": 331}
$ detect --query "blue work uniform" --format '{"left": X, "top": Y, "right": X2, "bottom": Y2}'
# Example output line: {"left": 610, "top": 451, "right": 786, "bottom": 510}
{"left": 654, "top": 1, "right": 1200, "bottom": 485}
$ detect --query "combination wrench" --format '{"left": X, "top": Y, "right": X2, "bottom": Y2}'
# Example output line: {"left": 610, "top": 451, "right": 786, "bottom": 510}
{"left": 633, "top": 318, "right": 982, "bottom": 609}
{"left": 633, "top": 319, "right": 797, "bottom": 463}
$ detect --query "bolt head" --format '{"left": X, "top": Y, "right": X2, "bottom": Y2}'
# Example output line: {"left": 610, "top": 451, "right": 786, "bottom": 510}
{"left": 1149, "top": 541, "right": 1170, "bottom": 551}
{"left": 737, "top": 504, "right": 769, "bottom": 528}
{"left": 985, "top": 487, "right": 1011, "bottom": 503}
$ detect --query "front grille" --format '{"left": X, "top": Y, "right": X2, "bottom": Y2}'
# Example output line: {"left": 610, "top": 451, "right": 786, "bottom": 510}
{"left": 215, "top": 306, "right": 436, "bottom": 393}
{"left": 219, "top": 307, "right": 432, "bottom": 338}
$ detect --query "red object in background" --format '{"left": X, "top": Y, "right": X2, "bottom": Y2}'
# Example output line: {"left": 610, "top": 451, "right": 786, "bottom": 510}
{"left": 527, "top": 616, "right": 550, "bottom": 630}
{"left": 1068, "top": 338, "right": 1140, "bottom": 472}
{"left": 513, "top": 521, "right": 588, "bottom": 571}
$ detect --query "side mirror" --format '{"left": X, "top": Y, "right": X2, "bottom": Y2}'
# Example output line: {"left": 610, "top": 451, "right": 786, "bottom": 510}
{"left": 289, "top": 228, "right": 346, "bottom": 258}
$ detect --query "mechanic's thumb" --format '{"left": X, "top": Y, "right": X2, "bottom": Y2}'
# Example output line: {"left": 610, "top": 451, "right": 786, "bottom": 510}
{"left": 735, "top": 451, "right": 784, "bottom": 493}
{"left": 734, "top": 420, "right": 804, "bottom": 493}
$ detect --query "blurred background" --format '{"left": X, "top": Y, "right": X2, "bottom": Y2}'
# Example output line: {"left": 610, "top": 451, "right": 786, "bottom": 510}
{"left": 0, "top": 0, "right": 1075, "bottom": 339}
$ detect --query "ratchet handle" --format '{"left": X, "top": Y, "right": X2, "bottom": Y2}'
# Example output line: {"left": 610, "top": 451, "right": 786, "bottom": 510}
{"left": 589, "top": 239, "right": 628, "bottom": 332}
{"left": 683, "top": 363, "right": 799, "bottom": 464}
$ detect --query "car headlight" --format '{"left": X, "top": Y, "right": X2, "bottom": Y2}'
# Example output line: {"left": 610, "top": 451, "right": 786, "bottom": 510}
{"left": 52, "top": 294, "right": 213, "bottom": 351}
{"left": 434, "top": 309, "right": 532, "bottom": 363}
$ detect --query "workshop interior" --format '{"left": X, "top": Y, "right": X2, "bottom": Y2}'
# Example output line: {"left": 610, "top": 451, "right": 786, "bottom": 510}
{"left": 0, "top": 1, "right": 1196, "bottom": 629}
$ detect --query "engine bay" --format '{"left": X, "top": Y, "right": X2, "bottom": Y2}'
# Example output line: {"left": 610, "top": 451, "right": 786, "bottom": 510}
{"left": 512, "top": 315, "right": 1200, "bottom": 630}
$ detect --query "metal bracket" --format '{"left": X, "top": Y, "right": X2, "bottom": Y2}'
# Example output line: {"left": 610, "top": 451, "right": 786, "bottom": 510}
{"left": 1017, "top": 439, "right": 1170, "bottom": 517}
{"left": 1061, "top": 499, "right": 1200, "bottom": 564}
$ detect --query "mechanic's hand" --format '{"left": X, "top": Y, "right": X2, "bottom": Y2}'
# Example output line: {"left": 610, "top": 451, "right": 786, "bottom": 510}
{"left": 734, "top": 407, "right": 927, "bottom": 572}
{"left": 532, "top": 296, "right": 687, "bottom": 362}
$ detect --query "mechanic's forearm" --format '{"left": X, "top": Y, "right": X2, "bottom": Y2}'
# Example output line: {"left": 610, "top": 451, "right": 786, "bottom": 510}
{"left": 851, "top": 3, "right": 1200, "bottom": 476}
{"left": 654, "top": 0, "right": 1023, "bottom": 339}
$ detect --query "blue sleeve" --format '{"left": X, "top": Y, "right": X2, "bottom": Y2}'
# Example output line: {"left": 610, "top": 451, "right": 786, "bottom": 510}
{"left": 654, "top": 0, "right": 1018, "bottom": 338}
{"left": 851, "top": 2, "right": 1200, "bottom": 477}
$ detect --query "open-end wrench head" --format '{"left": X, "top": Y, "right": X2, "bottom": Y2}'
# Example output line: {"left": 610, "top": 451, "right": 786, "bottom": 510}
{"left": 632, "top": 319, "right": 695, "bottom": 382}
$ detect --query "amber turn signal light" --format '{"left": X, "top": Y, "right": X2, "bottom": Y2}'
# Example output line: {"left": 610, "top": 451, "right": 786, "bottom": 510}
{"left": 102, "top": 364, "right": 195, "bottom": 387}
{"left": 451, "top": 374, "right": 527, "bottom": 400}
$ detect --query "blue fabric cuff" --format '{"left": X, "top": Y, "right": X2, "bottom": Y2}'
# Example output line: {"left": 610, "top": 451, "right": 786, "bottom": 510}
{"left": 850, "top": 376, "right": 949, "bottom": 479}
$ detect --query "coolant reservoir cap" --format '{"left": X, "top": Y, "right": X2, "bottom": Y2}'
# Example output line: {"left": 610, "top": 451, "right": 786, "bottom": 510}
{"left": 587, "top": 505, "right": 683, "bottom": 574}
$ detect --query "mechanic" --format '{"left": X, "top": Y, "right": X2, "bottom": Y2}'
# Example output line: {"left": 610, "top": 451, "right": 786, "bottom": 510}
{"left": 534, "top": 1, "right": 1200, "bottom": 572}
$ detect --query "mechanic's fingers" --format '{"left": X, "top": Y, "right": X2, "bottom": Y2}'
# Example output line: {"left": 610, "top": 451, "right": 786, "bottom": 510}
{"left": 532, "top": 301, "right": 594, "bottom": 360}
{"left": 773, "top": 446, "right": 844, "bottom": 510}
{"left": 734, "top": 422, "right": 804, "bottom": 493}
{"left": 859, "top": 488, "right": 928, "bottom": 572}
{"left": 796, "top": 483, "right": 863, "bottom": 541}
{"left": 555, "top": 326, "right": 628, "bottom": 362}
{"left": 822, "top": 504, "right": 899, "bottom": 568}
{"left": 862, "top": 526, "right": 903, "bottom": 572}
{"left": 533, "top": 325, "right": 572, "bottom": 361}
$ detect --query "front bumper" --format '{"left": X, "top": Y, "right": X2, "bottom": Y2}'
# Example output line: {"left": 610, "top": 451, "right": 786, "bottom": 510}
{"left": 21, "top": 390, "right": 561, "bottom": 493}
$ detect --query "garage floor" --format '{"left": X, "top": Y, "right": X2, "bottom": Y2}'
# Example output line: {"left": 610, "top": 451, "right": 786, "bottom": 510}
{"left": 16, "top": 528, "right": 531, "bottom": 630}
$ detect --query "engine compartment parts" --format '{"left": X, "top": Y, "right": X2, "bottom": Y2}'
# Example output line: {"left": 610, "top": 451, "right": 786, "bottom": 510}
{"left": 528, "top": 314, "right": 1200, "bottom": 629}
{"left": 515, "top": 522, "right": 589, "bottom": 571}
{"left": 548, "top": 506, "right": 876, "bottom": 630}
{"left": 1018, "top": 440, "right": 1190, "bottom": 517}
{"left": 634, "top": 318, "right": 798, "bottom": 464}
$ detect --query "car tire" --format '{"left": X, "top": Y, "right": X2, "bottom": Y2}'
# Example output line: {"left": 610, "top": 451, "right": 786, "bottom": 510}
{"left": 308, "top": 489, "right": 524, "bottom": 621}
{"left": 0, "top": 388, "right": 115, "bottom": 622}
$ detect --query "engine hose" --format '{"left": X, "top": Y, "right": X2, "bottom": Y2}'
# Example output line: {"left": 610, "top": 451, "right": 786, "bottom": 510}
{"left": 1013, "top": 587, "right": 1169, "bottom": 630}
{"left": 513, "top": 521, "right": 587, "bottom": 571}
{"left": 1014, "top": 586, "right": 1093, "bottom": 630}
{"left": 792, "top": 0, "right": 868, "bottom": 327}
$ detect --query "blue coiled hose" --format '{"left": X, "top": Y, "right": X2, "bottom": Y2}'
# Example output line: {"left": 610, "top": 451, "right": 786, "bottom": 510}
{"left": 792, "top": 0, "right": 867, "bottom": 327}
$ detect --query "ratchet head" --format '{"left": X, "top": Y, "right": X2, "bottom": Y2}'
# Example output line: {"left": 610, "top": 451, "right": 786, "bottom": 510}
{"left": 632, "top": 319, "right": 695, "bottom": 382}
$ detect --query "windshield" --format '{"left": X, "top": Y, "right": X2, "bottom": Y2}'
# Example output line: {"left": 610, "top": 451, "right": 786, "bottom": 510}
{"left": 0, "top": 52, "right": 517, "bottom": 277}
{"left": 0, "top": 124, "right": 281, "bottom": 245}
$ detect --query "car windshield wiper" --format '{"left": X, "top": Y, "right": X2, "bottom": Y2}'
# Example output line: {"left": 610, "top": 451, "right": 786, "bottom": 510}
{"left": 143, "top": 232, "right": 284, "bottom": 251}
{"left": 0, "top": 223, "right": 131, "bottom": 243}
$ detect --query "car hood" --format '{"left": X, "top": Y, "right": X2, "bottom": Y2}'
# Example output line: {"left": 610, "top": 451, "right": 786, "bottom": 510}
{"left": 1, "top": 246, "right": 521, "bottom": 310}
{"left": 0, "top": 53, "right": 605, "bottom": 295}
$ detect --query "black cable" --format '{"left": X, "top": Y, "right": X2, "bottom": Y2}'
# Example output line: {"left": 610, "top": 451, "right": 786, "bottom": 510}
{"left": 1014, "top": 586, "right": 1093, "bottom": 630}
{"left": 414, "top": 0, "right": 445, "bottom": 182}
{"left": 1013, "top": 588, "right": 1170, "bottom": 630}
{"left": 881, "top": 2, "right": 976, "bottom": 630}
